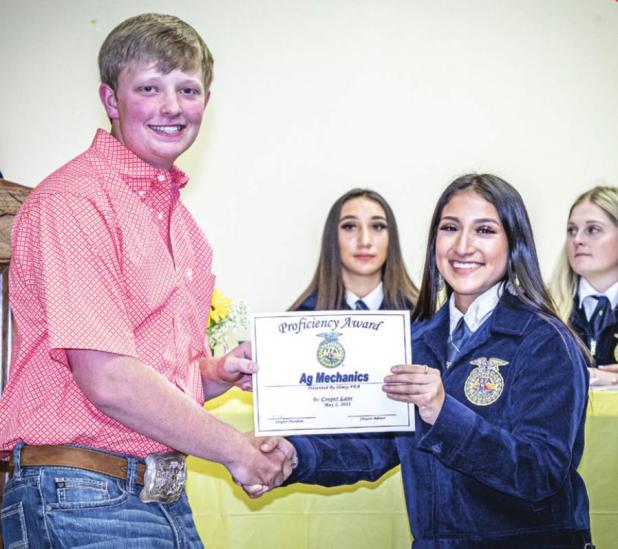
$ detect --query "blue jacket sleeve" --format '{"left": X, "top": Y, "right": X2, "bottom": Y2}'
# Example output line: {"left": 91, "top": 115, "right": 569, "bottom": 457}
{"left": 287, "top": 432, "right": 400, "bottom": 486}
{"left": 418, "top": 321, "right": 588, "bottom": 502}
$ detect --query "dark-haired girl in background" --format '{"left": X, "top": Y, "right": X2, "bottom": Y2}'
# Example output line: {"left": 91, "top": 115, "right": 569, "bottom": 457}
{"left": 551, "top": 185, "right": 618, "bottom": 387}
{"left": 290, "top": 188, "right": 418, "bottom": 312}
{"left": 283, "top": 174, "right": 591, "bottom": 547}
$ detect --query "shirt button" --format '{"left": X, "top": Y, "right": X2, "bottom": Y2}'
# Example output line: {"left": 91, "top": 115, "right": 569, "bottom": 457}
{"left": 137, "top": 190, "right": 146, "bottom": 197}
{"left": 186, "top": 268, "right": 193, "bottom": 280}
{"left": 157, "top": 212, "right": 164, "bottom": 221}
{"left": 157, "top": 174, "right": 166, "bottom": 182}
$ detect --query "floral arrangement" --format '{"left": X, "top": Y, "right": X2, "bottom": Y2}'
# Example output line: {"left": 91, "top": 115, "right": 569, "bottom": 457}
{"left": 207, "top": 288, "right": 250, "bottom": 355}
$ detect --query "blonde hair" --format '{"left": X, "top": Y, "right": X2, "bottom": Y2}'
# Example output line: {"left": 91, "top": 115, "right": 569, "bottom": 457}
{"left": 550, "top": 185, "right": 618, "bottom": 323}
{"left": 99, "top": 13, "right": 214, "bottom": 92}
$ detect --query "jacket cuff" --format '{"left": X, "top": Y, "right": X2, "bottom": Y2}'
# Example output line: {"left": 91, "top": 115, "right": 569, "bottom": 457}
{"left": 418, "top": 394, "right": 478, "bottom": 463}
{"left": 284, "top": 436, "right": 318, "bottom": 484}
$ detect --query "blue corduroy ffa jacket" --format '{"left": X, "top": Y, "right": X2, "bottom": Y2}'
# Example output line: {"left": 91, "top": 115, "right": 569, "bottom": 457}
{"left": 288, "top": 295, "right": 590, "bottom": 547}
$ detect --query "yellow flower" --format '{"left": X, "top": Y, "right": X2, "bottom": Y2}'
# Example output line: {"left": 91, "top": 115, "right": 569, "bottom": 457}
{"left": 208, "top": 288, "right": 233, "bottom": 328}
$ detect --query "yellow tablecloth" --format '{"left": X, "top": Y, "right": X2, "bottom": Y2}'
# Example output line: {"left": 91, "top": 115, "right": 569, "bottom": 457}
{"left": 187, "top": 389, "right": 618, "bottom": 549}
{"left": 578, "top": 390, "right": 618, "bottom": 549}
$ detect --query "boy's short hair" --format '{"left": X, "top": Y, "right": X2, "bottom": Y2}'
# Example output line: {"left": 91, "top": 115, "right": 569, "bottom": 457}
{"left": 99, "top": 13, "right": 214, "bottom": 92}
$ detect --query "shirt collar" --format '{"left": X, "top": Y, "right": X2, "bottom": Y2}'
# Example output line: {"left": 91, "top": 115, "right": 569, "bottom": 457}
{"left": 91, "top": 129, "right": 189, "bottom": 194}
{"left": 449, "top": 281, "right": 503, "bottom": 335}
{"left": 345, "top": 282, "right": 384, "bottom": 310}
{"left": 578, "top": 277, "right": 618, "bottom": 319}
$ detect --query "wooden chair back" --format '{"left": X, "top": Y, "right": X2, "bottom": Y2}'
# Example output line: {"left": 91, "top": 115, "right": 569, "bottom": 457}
{"left": 0, "top": 179, "right": 32, "bottom": 548}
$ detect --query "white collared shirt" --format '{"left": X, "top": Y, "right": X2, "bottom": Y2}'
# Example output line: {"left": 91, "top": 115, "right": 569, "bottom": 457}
{"left": 345, "top": 282, "right": 384, "bottom": 311}
{"left": 578, "top": 278, "right": 618, "bottom": 321}
{"left": 449, "top": 282, "right": 504, "bottom": 335}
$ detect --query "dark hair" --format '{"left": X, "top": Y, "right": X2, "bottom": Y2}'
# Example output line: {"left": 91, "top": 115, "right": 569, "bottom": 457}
{"left": 413, "top": 173, "right": 556, "bottom": 320}
{"left": 290, "top": 188, "right": 418, "bottom": 310}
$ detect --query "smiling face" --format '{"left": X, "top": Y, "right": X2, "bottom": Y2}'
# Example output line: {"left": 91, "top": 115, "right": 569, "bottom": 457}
{"left": 99, "top": 61, "right": 208, "bottom": 170}
{"left": 435, "top": 190, "right": 509, "bottom": 313}
{"left": 567, "top": 200, "right": 618, "bottom": 292}
{"left": 338, "top": 197, "right": 389, "bottom": 291}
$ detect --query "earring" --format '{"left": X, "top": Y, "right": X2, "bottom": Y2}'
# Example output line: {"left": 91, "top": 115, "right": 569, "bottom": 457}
{"left": 505, "top": 274, "right": 520, "bottom": 296}
{"left": 437, "top": 274, "right": 446, "bottom": 292}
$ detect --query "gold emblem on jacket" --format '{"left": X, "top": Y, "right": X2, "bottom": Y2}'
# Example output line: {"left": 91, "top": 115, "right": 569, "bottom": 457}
{"left": 464, "top": 357, "right": 509, "bottom": 406}
{"left": 614, "top": 334, "right": 618, "bottom": 363}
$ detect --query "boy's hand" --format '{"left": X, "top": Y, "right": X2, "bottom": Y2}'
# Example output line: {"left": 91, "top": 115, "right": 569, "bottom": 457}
{"left": 229, "top": 434, "right": 298, "bottom": 498}
{"left": 214, "top": 341, "right": 256, "bottom": 390}
{"left": 201, "top": 342, "right": 257, "bottom": 398}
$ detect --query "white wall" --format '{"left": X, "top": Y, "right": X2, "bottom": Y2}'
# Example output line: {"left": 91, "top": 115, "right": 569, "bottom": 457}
{"left": 1, "top": 0, "right": 617, "bottom": 311}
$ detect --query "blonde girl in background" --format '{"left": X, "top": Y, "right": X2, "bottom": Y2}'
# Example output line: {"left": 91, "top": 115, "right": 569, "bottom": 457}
{"left": 551, "top": 185, "right": 618, "bottom": 386}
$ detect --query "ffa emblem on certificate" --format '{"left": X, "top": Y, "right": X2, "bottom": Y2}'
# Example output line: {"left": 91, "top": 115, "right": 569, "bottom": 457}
{"left": 464, "top": 357, "right": 509, "bottom": 406}
{"left": 316, "top": 332, "right": 345, "bottom": 368}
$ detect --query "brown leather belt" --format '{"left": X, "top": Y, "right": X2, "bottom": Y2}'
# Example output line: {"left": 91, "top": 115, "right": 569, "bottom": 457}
{"left": 8, "top": 445, "right": 145, "bottom": 485}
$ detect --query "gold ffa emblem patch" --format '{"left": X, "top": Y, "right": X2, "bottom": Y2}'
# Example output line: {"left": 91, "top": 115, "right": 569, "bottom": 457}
{"left": 316, "top": 332, "right": 345, "bottom": 368}
{"left": 614, "top": 334, "right": 618, "bottom": 363}
{"left": 464, "top": 357, "right": 509, "bottom": 406}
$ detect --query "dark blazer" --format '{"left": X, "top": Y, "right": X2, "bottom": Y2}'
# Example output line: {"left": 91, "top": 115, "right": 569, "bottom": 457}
{"left": 288, "top": 295, "right": 590, "bottom": 547}
{"left": 295, "top": 291, "right": 412, "bottom": 312}
{"left": 570, "top": 297, "right": 618, "bottom": 365}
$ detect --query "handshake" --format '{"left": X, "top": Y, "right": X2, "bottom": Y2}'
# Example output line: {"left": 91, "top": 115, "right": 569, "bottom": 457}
{"left": 207, "top": 342, "right": 298, "bottom": 496}
{"left": 226, "top": 433, "right": 298, "bottom": 498}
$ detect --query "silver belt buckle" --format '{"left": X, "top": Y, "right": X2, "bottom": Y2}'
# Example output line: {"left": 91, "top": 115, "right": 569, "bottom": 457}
{"left": 139, "top": 451, "right": 187, "bottom": 504}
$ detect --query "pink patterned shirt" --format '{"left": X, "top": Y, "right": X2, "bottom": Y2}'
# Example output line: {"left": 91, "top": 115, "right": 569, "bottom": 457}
{"left": 0, "top": 130, "right": 215, "bottom": 457}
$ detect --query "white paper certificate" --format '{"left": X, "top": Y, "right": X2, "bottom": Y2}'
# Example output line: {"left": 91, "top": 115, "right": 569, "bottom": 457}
{"left": 252, "top": 310, "right": 414, "bottom": 436}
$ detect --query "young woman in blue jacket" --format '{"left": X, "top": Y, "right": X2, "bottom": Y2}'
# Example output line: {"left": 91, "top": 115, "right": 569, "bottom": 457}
{"left": 551, "top": 185, "right": 618, "bottom": 387}
{"left": 290, "top": 187, "right": 417, "bottom": 312}
{"left": 283, "top": 174, "right": 591, "bottom": 547}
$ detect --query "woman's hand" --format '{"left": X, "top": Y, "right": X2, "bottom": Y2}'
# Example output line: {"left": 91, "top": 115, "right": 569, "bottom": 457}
{"left": 383, "top": 364, "right": 445, "bottom": 425}
{"left": 590, "top": 364, "right": 618, "bottom": 387}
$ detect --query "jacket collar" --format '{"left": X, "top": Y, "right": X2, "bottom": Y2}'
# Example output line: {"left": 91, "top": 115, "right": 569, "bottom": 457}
{"left": 298, "top": 291, "right": 386, "bottom": 311}
{"left": 570, "top": 297, "right": 589, "bottom": 334}
{"left": 345, "top": 282, "right": 384, "bottom": 311}
{"left": 415, "top": 303, "right": 450, "bottom": 364}
{"left": 489, "top": 294, "right": 534, "bottom": 336}
{"left": 417, "top": 294, "right": 534, "bottom": 367}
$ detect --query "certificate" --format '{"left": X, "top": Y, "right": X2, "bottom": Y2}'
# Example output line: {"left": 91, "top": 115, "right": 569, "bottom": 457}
{"left": 252, "top": 310, "right": 414, "bottom": 436}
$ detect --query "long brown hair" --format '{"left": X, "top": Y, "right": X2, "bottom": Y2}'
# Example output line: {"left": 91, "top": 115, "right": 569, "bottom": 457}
{"left": 413, "top": 174, "right": 557, "bottom": 321}
{"left": 290, "top": 188, "right": 418, "bottom": 310}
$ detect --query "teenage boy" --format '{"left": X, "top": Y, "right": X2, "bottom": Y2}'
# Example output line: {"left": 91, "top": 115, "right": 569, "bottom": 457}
{"left": 0, "top": 13, "right": 294, "bottom": 547}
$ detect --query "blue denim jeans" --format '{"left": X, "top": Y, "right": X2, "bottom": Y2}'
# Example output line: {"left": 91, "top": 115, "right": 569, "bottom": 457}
{"left": 1, "top": 444, "right": 203, "bottom": 548}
